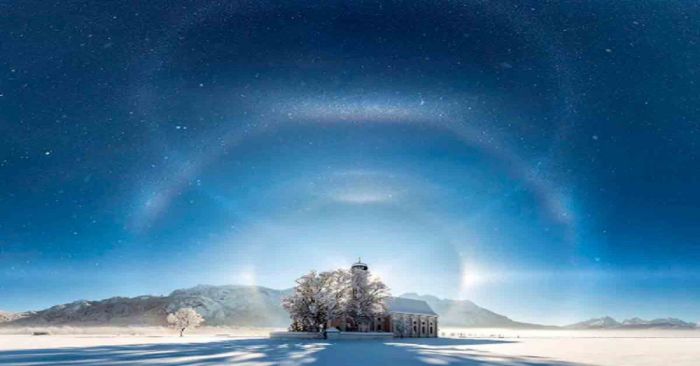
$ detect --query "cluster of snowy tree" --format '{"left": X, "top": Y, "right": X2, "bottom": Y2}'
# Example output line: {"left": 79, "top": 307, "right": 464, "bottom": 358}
{"left": 282, "top": 267, "right": 390, "bottom": 332}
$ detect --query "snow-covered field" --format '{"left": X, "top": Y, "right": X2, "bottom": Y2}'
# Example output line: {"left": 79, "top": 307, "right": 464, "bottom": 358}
{"left": 0, "top": 328, "right": 698, "bottom": 365}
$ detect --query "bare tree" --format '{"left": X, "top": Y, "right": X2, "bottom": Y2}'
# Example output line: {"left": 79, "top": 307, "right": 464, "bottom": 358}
{"left": 167, "top": 307, "right": 204, "bottom": 337}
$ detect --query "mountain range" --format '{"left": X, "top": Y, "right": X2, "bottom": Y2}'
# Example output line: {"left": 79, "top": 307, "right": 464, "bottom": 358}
{"left": 1, "top": 285, "right": 290, "bottom": 327}
{"left": 566, "top": 316, "right": 696, "bottom": 329}
{"left": 0, "top": 284, "right": 696, "bottom": 330}
{"left": 398, "top": 293, "right": 554, "bottom": 329}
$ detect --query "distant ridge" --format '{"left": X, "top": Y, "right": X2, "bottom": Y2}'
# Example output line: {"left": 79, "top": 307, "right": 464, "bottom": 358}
{"left": 398, "top": 293, "right": 556, "bottom": 329}
{"left": 0, "top": 310, "right": 25, "bottom": 323}
{"left": 1, "top": 285, "right": 696, "bottom": 330}
{"left": 565, "top": 316, "right": 620, "bottom": 329}
{"left": 566, "top": 316, "right": 696, "bottom": 329}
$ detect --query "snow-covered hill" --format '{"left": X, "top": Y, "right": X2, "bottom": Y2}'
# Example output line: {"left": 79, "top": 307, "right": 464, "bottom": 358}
{"left": 0, "top": 311, "right": 25, "bottom": 323}
{"left": 567, "top": 316, "right": 696, "bottom": 329}
{"left": 166, "top": 285, "right": 291, "bottom": 326}
{"left": 3, "top": 285, "right": 291, "bottom": 327}
{"left": 398, "top": 293, "right": 553, "bottom": 328}
{"left": 565, "top": 316, "right": 621, "bottom": 329}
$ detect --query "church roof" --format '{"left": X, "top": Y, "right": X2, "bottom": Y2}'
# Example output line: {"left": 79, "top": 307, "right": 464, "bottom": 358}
{"left": 386, "top": 297, "right": 438, "bottom": 316}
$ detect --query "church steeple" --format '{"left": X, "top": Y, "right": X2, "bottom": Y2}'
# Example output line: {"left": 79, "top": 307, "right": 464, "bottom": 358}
{"left": 351, "top": 257, "right": 368, "bottom": 271}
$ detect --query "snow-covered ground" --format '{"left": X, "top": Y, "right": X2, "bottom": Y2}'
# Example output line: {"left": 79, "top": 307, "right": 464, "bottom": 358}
{"left": 0, "top": 328, "right": 698, "bottom": 365}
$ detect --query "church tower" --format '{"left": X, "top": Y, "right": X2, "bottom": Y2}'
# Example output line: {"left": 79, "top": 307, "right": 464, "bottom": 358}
{"left": 351, "top": 258, "right": 368, "bottom": 272}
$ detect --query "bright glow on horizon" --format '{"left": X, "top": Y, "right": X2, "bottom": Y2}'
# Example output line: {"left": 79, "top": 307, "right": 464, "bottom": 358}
{"left": 461, "top": 267, "right": 484, "bottom": 290}
{"left": 235, "top": 267, "right": 257, "bottom": 287}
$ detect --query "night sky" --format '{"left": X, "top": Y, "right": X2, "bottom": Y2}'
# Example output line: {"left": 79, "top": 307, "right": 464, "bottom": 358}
{"left": 1, "top": 1, "right": 699, "bottom": 325}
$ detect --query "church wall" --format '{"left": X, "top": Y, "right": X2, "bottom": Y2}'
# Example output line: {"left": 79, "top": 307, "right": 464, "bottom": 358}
{"left": 387, "top": 313, "right": 438, "bottom": 338}
{"left": 338, "top": 314, "right": 431, "bottom": 335}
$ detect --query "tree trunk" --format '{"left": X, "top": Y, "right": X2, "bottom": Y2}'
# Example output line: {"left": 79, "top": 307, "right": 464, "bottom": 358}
{"left": 180, "top": 328, "right": 185, "bottom": 337}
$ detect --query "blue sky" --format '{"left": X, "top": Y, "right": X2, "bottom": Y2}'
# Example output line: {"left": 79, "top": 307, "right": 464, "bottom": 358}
{"left": 1, "top": 1, "right": 699, "bottom": 325}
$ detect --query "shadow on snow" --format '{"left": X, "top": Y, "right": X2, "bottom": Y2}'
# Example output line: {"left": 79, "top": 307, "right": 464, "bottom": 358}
{"left": 0, "top": 337, "right": 590, "bottom": 365}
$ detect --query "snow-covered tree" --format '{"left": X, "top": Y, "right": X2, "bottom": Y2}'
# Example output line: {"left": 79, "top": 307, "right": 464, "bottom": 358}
{"left": 283, "top": 266, "right": 390, "bottom": 332}
{"left": 344, "top": 266, "right": 389, "bottom": 331}
{"left": 283, "top": 270, "right": 348, "bottom": 332}
{"left": 282, "top": 271, "right": 324, "bottom": 332}
{"left": 323, "top": 269, "right": 350, "bottom": 322}
{"left": 167, "top": 307, "right": 204, "bottom": 337}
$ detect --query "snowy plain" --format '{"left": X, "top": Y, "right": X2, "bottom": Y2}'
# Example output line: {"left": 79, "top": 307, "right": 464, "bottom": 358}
{"left": 0, "top": 328, "right": 698, "bottom": 365}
